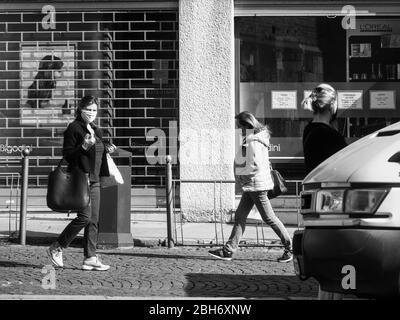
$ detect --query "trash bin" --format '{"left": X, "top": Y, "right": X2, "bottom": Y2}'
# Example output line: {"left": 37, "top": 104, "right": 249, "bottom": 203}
{"left": 98, "top": 148, "right": 133, "bottom": 248}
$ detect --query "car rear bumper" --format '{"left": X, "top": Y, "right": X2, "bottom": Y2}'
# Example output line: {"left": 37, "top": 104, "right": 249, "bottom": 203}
{"left": 293, "top": 228, "right": 400, "bottom": 298}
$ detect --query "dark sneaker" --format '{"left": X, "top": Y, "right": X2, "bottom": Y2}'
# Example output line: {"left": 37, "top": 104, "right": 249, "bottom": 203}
{"left": 208, "top": 248, "right": 233, "bottom": 261}
{"left": 278, "top": 249, "right": 293, "bottom": 263}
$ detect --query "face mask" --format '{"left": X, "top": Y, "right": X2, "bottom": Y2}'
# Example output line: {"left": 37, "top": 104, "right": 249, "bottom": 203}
{"left": 81, "top": 109, "right": 97, "bottom": 123}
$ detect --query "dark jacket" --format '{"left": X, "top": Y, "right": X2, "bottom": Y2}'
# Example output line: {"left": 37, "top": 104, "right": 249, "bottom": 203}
{"left": 63, "top": 116, "right": 110, "bottom": 177}
{"left": 303, "top": 121, "right": 347, "bottom": 175}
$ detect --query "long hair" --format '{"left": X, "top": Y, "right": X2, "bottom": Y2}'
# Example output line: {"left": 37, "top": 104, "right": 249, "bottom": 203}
{"left": 301, "top": 83, "right": 337, "bottom": 115}
{"left": 235, "top": 111, "right": 271, "bottom": 137}
{"left": 27, "top": 55, "right": 64, "bottom": 108}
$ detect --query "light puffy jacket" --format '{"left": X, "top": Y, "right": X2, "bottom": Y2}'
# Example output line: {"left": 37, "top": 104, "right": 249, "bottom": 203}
{"left": 234, "top": 129, "right": 274, "bottom": 192}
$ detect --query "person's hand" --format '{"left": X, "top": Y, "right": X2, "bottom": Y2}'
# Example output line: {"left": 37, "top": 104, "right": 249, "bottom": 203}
{"left": 82, "top": 133, "right": 95, "bottom": 150}
{"left": 86, "top": 123, "right": 95, "bottom": 136}
{"left": 82, "top": 126, "right": 96, "bottom": 151}
{"left": 106, "top": 143, "right": 117, "bottom": 154}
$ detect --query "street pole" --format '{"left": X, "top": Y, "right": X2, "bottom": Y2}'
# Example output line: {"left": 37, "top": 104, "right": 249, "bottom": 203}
{"left": 165, "top": 155, "right": 175, "bottom": 248}
{"left": 19, "top": 148, "right": 30, "bottom": 245}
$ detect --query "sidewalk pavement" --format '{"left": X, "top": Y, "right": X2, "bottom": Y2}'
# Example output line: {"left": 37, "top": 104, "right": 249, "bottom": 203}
{"left": 0, "top": 242, "right": 321, "bottom": 299}
{"left": 0, "top": 212, "right": 362, "bottom": 300}
{"left": 0, "top": 212, "right": 327, "bottom": 299}
{"left": 0, "top": 212, "right": 300, "bottom": 247}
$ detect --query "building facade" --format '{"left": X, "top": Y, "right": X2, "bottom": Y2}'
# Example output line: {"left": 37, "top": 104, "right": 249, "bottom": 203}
{"left": 1, "top": 0, "right": 400, "bottom": 217}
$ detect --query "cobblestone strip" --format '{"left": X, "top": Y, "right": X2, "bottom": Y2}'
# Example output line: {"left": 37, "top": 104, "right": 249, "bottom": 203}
{"left": 0, "top": 244, "right": 319, "bottom": 298}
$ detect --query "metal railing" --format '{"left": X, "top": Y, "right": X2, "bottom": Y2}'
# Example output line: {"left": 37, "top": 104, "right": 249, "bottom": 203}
{"left": 0, "top": 149, "right": 30, "bottom": 244}
{"left": 165, "top": 156, "right": 304, "bottom": 248}
{"left": 19, "top": 149, "right": 30, "bottom": 245}
{"left": 0, "top": 172, "right": 20, "bottom": 240}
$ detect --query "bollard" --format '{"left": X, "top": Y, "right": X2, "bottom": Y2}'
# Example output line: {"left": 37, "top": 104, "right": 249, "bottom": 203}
{"left": 19, "top": 148, "right": 30, "bottom": 245}
{"left": 165, "top": 155, "right": 175, "bottom": 248}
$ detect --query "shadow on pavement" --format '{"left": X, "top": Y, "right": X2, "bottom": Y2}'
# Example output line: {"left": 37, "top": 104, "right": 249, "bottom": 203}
{"left": 0, "top": 260, "right": 43, "bottom": 269}
{"left": 184, "top": 273, "right": 319, "bottom": 298}
{"left": 0, "top": 261, "right": 84, "bottom": 274}
{"left": 1, "top": 231, "right": 83, "bottom": 248}
{"left": 1, "top": 232, "right": 162, "bottom": 249}
{"left": 99, "top": 251, "right": 212, "bottom": 260}
{"left": 99, "top": 250, "right": 280, "bottom": 262}
{"left": 0, "top": 259, "right": 83, "bottom": 271}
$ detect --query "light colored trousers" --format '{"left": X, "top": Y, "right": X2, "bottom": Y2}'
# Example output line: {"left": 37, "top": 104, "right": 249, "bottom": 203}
{"left": 225, "top": 190, "right": 292, "bottom": 253}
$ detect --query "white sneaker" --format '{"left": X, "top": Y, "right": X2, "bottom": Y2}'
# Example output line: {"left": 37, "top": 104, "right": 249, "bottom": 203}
{"left": 47, "top": 243, "right": 63, "bottom": 267}
{"left": 82, "top": 255, "right": 110, "bottom": 271}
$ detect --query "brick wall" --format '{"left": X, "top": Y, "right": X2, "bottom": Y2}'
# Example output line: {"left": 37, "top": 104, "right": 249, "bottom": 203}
{"left": 0, "top": 10, "right": 179, "bottom": 188}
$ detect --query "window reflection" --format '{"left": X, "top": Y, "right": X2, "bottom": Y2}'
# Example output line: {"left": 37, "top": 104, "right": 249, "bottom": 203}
{"left": 236, "top": 15, "right": 400, "bottom": 181}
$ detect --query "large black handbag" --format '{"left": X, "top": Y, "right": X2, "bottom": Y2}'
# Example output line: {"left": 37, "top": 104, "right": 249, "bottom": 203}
{"left": 46, "top": 158, "right": 90, "bottom": 213}
{"left": 268, "top": 168, "right": 288, "bottom": 199}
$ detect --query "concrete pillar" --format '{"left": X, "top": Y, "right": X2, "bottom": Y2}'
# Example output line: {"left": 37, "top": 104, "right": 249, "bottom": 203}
{"left": 179, "top": 0, "right": 235, "bottom": 221}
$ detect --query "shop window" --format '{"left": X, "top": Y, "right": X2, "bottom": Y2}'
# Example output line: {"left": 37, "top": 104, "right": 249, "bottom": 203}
{"left": 235, "top": 15, "right": 400, "bottom": 180}
{"left": 237, "top": 16, "right": 346, "bottom": 83}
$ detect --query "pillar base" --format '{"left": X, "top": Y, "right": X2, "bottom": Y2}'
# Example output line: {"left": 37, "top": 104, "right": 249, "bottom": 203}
{"left": 97, "top": 232, "right": 134, "bottom": 249}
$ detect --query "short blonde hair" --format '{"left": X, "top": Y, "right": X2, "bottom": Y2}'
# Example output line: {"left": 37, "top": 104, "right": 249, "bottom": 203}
{"left": 302, "top": 83, "right": 337, "bottom": 115}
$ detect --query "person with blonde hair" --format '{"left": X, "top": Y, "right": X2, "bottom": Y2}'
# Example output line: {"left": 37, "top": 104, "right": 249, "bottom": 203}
{"left": 301, "top": 84, "right": 347, "bottom": 300}
{"left": 208, "top": 111, "right": 293, "bottom": 262}
{"left": 302, "top": 83, "right": 347, "bottom": 175}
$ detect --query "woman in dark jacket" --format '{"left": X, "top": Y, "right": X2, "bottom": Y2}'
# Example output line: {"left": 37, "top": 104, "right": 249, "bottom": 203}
{"left": 47, "top": 95, "right": 116, "bottom": 271}
{"left": 301, "top": 83, "right": 347, "bottom": 175}
{"left": 301, "top": 84, "right": 347, "bottom": 299}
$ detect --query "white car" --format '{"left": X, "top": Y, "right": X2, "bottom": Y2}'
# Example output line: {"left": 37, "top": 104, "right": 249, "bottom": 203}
{"left": 293, "top": 121, "right": 400, "bottom": 298}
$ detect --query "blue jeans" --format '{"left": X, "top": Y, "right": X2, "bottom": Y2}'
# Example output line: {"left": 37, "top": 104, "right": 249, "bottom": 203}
{"left": 57, "top": 182, "right": 100, "bottom": 258}
{"left": 225, "top": 190, "right": 292, "bottom": 253}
